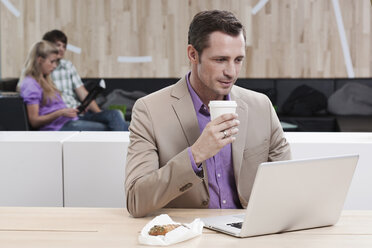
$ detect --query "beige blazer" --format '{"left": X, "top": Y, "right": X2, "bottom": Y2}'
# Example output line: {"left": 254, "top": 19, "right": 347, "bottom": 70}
{"left": 125, "top": 77, "right": 291, "bottom": 217}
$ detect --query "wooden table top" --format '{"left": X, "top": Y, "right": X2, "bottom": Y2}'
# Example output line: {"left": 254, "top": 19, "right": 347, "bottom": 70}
{"left": 1, "top": 207, "right": 372, "bottom": 247}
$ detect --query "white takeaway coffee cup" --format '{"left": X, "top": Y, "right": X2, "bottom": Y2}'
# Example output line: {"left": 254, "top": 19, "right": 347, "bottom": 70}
{"left": 208, "top": 100, "right": 237, "bottom": 121}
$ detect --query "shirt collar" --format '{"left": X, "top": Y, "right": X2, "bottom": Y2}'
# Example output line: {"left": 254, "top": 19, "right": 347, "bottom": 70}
{"left": 186, "top": 72, "right": 209, "bottom": 116}
{"left": 56, "top": 59, "right": 67, "bottom": 70}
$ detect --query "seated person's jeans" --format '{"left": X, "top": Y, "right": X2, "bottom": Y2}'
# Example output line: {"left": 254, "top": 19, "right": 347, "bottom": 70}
{"left": 60, "top": 109, "right": 129, "bottom": 131}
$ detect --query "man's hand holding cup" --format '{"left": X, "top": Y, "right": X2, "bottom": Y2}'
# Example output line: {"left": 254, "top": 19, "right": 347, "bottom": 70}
{"left": 191, "top": 101, "right": 239, "bottom": 165}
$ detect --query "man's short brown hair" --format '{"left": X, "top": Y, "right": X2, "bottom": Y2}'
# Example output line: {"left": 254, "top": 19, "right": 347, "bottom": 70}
{"left": 42, "top": 30, "right": 68, "bottom": 45}
{"left": 188, "top": 10, "right": 246, "bottom": 55}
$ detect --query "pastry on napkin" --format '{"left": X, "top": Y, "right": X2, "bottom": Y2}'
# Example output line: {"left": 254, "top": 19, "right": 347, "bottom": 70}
{"left": 138, "top": 214, "right": 204, "bottom": 246}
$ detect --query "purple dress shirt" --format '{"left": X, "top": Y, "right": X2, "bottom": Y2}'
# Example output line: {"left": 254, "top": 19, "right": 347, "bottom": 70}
{"left": 186, "top": 72, "right": 241, "bottom": 209}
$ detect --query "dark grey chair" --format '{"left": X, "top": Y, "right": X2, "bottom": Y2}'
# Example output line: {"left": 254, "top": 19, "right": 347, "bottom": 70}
{"left": 0, "top": 94, "right": 30, "bottom": 131}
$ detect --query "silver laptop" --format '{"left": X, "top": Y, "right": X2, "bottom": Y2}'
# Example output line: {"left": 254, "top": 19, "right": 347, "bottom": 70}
{"left": 202, "top": 154, "right": 359, "bottom": 237}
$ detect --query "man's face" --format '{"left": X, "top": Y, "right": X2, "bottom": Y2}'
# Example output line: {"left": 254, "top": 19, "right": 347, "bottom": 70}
{"left": 55, "top": 41, "right": 66, "bottom": 59}
{"left": 193, "top": 31, "right": 245, "bottom": 101}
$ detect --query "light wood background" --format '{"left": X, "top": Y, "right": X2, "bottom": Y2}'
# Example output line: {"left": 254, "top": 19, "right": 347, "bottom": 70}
{"left": 0, "top": 0, "right": 371, "bottom": 78}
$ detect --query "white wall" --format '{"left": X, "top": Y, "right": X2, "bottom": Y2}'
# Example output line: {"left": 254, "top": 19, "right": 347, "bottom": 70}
{"left": 286, "top": 132, "right": 372, "bottom": 210}
{"left": 1, "top": 131, "right": 371, "bottom": 209}
{"left": 63, "top": 132, "right": 129, "bottom": 207}
{"left": 0, "top": 132, "right": 78, "bottom": 206}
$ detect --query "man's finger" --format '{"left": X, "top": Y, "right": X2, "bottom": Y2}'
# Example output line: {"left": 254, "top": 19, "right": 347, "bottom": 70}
{"left": 213, "top": 113, "right": 238, "bottom": 125}
{"left": 217, "top": 119, "right": 240, "bottom": 133}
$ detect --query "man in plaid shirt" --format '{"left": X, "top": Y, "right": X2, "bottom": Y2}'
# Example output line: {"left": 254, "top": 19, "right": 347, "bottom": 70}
{"left": 42, "top": 30, "right": 128, "bottom": 131}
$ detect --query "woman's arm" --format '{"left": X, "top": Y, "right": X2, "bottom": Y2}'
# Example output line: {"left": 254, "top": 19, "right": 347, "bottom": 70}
{"left": 26, "top": 104, "right": 78, "bottom": 129}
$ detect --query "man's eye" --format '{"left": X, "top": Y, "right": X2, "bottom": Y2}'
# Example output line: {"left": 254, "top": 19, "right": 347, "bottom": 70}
{"left": 216, "top": 58, "right": 225, "bottom": 62}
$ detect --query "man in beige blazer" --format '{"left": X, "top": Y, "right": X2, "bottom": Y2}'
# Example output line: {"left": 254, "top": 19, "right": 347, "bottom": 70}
{"left": 125, "top": 10, "right": 291, "bottom": 217}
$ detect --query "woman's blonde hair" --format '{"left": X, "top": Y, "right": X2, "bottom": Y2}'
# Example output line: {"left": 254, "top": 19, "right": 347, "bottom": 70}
{"left": 20, "top": 40, "right": 59, "bottom": 104}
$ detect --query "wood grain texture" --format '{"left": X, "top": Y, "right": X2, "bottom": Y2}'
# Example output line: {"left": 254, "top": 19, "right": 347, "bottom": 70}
{"left": 0, "top": 0, "right": 371, "bottom": 78}
{"left": 0, "top": 208, "right": 371, "bottom": 248}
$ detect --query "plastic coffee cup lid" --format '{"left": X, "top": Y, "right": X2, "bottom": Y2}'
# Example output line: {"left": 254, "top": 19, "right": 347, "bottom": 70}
{"left": 208, "top": 100, "right": 237, "bottom": 107}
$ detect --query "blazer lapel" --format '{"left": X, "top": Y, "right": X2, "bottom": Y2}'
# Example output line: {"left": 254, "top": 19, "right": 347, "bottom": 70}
{"left": 170, "top": 78, "right": 201, "bottom": 147}
{"left": 231, "top": 90, "right": 248, "bottom": 187}
{"left": 171, "top": 78, "right": 210, "bottom": 195}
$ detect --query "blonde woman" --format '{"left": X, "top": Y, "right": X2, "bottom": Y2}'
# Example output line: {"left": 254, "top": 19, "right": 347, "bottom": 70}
{"left": 20, "top": 41, "right": 122, "bottom": 131}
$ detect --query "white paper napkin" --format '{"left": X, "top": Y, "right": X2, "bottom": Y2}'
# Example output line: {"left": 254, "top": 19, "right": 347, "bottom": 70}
{"left": 138, "top": 214, "right": 204, "bottom": 246}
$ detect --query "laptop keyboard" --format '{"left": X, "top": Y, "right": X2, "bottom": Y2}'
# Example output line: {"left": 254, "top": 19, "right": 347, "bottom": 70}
{"left": 227, "top": 222, "right": 243, "bottom": 229}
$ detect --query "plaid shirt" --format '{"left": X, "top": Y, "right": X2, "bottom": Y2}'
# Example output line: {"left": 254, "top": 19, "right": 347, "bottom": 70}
{"left": 51, "top": 59, "right": 83, "bottom": 109}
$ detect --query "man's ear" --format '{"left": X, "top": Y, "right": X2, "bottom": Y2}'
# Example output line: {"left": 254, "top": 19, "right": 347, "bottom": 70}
{"left": 187, "top": 45, "right": 199, "bottom": 64}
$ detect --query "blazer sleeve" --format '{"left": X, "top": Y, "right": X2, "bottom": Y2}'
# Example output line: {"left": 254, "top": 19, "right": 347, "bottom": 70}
{"left": 125, "top": 98, "right": 203, "bottom": 217}
{"left": 268, "top": 98, "right": 292, "bottom": 161}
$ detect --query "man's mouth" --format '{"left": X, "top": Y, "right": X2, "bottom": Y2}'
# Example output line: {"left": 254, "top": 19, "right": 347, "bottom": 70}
{"left": 218, "top": 80, "right": 233, "bottom": 87}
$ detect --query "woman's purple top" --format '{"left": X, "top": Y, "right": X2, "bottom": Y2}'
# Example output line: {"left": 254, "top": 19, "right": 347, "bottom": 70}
{"left": 20, "top": 76, "right": 77, "bottom": 130}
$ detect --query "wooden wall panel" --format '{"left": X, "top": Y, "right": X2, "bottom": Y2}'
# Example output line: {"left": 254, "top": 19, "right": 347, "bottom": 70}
{"left": 1, "top": 0, "right": 371, "bottom": 78}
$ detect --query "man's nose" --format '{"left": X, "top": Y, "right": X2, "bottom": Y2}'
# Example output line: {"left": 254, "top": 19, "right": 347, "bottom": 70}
{"left": 223, "top": 61, "right": 236, "bottom": 78}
